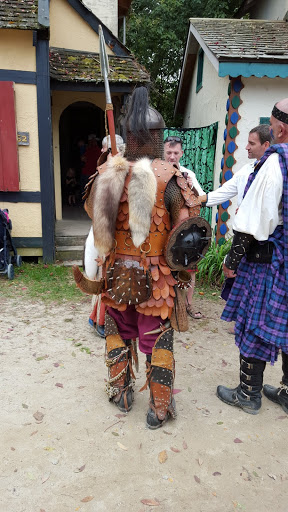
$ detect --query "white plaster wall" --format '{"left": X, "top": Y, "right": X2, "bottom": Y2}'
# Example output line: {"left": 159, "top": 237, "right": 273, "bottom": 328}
{"left": 183, "top": 53, "right": 229, "bottom": 230}
{"left": 235, "top": 76, "right": 288, "bottom": 174}
{"left": 83, "top": 0, "right": 118, "bottom": 36}
{"left": 251, "top": 0, "right": 288, "bottom": 20}
{"left": 0, "top": 30, "right": 35, "bottom": 71}
{"left": 0, "top": 31, "right": 42, "bottom": 248}
{"left": 50, "top": 0, "right": 113, "bottom": 54}
{"left": 226, "top": 76, "right": 288, "bottom": 231}
{"left": 183, "top": 53, "right": 229, "bottom": 187}
{"left": 15, "top": 84, "right": 40, "bottom": 192}
{"left": 219, "top": 76, "right": 288, "bottom": 235}
{"left": 0, "top": 202, "right": 42, "bottom": 239}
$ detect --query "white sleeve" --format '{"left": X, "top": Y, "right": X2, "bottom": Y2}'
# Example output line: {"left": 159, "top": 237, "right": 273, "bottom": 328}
{"left": 184, "top": 169, "right": 204, "bottom": 195}
{"left": 192, "top": 176, "right": 204, "bottom": 195}
{"left": 206, "top": 175, "right": 239, "bottom": 206}
{"left": 233, "top": 154, "right": 283, "bottom": 240}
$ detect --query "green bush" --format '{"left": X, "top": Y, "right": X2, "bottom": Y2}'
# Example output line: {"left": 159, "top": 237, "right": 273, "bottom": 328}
{"left": 196, "top": 238, "right": 232, "bottom": 287}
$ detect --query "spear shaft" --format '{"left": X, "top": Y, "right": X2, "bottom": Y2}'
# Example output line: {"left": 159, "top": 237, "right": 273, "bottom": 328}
{"left": 99, "top": 25, "right": 117, "bottom": 156}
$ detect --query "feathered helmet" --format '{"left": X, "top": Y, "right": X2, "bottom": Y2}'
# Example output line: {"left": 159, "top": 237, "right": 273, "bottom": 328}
{"left": 124, "top": 87, "right": 165, "bottom": 160}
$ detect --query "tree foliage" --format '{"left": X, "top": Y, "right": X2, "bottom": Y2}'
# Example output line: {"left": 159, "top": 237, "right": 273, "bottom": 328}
{"left": 125, "top": 0, "right": 243, "bottom": 124}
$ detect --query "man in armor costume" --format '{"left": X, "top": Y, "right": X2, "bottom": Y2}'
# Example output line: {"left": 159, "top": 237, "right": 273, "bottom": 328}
{"left": 74, "top": 87, "right": 202, "bottom": 429}
{"left": 216, "top": 98, "right": 288, "bottom": 416}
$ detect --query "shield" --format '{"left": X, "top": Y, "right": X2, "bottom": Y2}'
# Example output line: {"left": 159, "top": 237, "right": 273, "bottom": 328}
{"left": 165, "top": 217, "right": 211, "bottom": 271}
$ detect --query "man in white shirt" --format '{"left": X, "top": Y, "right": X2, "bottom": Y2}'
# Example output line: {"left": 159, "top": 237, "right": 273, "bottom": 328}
{"left": 198, "top": 126, "right": 271, "bottom": 332}
{"left": 164, "top": 136, "right": 204, "bottom": 195}
{"left": 164, "top": 136, "right": 204, "bottom": 319}
{"left": 198, "top": 125, "right": 271, "bottom": 207}
{"left": 215, "top": 99, "right": 288, "bottom": 416}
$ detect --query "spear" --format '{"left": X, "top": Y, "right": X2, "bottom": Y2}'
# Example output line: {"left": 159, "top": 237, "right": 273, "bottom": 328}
{"left": 99, "top": 25, "right": 117, "bottom": 156}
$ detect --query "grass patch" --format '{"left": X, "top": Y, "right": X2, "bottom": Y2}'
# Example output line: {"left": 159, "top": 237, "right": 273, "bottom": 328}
{"left": 196, "top": 282, "right": 222, "bottom": 301}
{"left": 0, "top": 262, "right": 222, "bottom": 305}
{"left": 0, "top": 262, "right": 85, "bottom": 303}
{"left": 197, "top": 238, "right": 232, "bottom": 287}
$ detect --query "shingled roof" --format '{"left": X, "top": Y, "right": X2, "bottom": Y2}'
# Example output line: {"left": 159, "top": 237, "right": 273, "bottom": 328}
{"left": 190, "top": 18, "right": 288, "bottom": 62}
{"left": 0, "top": 0, "right": 41, "bottom": 30}
{"left": 49, "top": 47, "right": 150, "bottom": 84}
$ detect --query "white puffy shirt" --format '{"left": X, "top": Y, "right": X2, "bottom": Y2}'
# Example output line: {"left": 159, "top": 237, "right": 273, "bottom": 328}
{"left": 206, "top": 161, "right": 254, "bottom": 208}
{"left": 233, "top": 153, "right": 283, "bottom": 241}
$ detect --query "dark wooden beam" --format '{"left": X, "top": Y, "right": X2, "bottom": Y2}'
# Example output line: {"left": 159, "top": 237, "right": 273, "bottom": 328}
{"left": 36, "top": 32, "right": 55, "bottom": 263}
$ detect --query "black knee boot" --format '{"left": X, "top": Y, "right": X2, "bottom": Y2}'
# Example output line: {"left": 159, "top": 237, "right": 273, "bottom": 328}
{"left": 217, "top": 355, "right": 266, "bottom": 415}
{"left": 263, "top": 352, "right": 288, "bottom": 414}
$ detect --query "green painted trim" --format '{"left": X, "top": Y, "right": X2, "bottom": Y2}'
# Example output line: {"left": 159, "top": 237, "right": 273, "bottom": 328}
{"left": 229, "top": 126, "right": 238, "bottom": 138}
{"left": 226, "top": 155, "right": 235, "bottom": 167}
{"left": 231, "top": 95, "right": 240, "bottom": 109}
{"left": 260, "top": 117, "right": 270, "bottom": 125}
{"left": 219, "top": 62, "right": 288, "bottom": 78}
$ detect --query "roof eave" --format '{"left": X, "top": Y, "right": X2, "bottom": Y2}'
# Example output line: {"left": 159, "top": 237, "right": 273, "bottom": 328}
{"left": 174, "top": 22, "right": 219, "bottom": 117}
{"left": 219, "top": 61, "right": 288, "bottom": 78}
{"left": 67, "top": 0, "right": 131, "bottom": 57}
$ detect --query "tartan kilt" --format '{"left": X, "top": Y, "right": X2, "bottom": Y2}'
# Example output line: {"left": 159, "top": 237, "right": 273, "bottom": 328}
{"left": 221, "top": 237, "right": 288, "bottom": 363}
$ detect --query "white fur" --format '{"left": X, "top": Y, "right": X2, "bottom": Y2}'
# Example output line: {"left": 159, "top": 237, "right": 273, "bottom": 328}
{"left": 128, "top": 158, "right": 157, "bottom": 247}
{"left": 84, "top": 226, "right": 99, "bottom": 279}
{"left": 93, "top": 155, "right": 129, "bottom": 257}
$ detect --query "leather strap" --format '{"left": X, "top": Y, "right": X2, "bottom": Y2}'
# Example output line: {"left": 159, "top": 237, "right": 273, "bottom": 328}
{"left": 115, "top": 229, "right": 169, "bottom": 256}
{"left": 106, "top": 334, "right": 126, "bottom": 352}
{"left": 152, "top": 348, "right": 174, "bottom": 371}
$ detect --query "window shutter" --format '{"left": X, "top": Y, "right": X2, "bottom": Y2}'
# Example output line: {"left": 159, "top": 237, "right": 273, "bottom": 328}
{"left": 196, "top": 48, "right": 204, "bottom": 93}
{"left": 0, "top": 81, "right": 19, "bottom": 191}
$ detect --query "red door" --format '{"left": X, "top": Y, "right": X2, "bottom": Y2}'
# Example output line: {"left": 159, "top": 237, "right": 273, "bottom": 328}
{"left": 0, "top": 81, "right": 19, "bottom": 191}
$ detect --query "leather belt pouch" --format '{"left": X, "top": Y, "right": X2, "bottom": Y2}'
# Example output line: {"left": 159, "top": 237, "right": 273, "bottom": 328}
{"left": 106, "top": 259, "right": 152, "bottom": 305}
{"left": 246, "top": 241, "right": 274, "bottom": 263}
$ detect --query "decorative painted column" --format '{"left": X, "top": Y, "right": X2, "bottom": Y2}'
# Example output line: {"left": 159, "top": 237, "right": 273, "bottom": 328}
{"left": 215, "top": 77, "right": 244, "bottom": 245}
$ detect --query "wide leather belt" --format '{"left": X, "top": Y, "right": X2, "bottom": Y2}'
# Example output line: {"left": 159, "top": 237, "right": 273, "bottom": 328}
{"left": 115, "top": 230, "right": 169, "bottom": 257}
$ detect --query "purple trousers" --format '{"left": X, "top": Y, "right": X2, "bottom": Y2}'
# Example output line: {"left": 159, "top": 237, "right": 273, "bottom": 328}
{"left": 107, "top": 306, "right": 165, "bottom": 355}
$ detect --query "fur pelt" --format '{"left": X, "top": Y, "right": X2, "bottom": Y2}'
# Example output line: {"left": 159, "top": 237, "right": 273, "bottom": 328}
{"left": 128, "top": 158, "right": 157, "bottom": 247}
{"left": 93, "top": 155, "right": 129, "bottom": 257}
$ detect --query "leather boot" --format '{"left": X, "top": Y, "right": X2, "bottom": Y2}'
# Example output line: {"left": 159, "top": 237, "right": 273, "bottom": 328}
{"left": 263, "top": 351, "right": 288, "bottom": 414}
{"left": 217, "top": 355, "right": 266, "bottom": 415}
{"left": 146, "top": 328, "right": 176, "bottom": 429}
{"left": 105, "top": 313, "right": 135, "bottom": 412}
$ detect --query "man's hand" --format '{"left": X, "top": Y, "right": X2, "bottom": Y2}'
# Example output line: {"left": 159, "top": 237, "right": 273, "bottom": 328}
{"left": 223, "top": 263, "right": 236, "bottom": 279}
{"left": 192, "top": 196, "right": 204, "bottom": 206}
{"left": 186, "top": 176, "right": 193, "bottom": 188}
{"left": 198, "top": 194, "right": 207, "bottom": 204}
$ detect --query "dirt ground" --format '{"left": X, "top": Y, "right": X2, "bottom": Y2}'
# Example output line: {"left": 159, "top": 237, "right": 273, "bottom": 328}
{"left": 0, "top": 291, "right": 287, "bottom": 512}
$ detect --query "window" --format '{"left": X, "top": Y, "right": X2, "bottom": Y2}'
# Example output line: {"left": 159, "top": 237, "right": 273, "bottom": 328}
{"left": 196, "top": 48, "right": 204, "bottom": 93}
{"left": 0, "top": 81, "right": 19, "bottom": 191}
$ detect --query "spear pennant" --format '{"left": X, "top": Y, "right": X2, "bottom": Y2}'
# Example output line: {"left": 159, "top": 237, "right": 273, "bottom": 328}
{"left": 99, "top": 25, "right": 117, "bottom": 156}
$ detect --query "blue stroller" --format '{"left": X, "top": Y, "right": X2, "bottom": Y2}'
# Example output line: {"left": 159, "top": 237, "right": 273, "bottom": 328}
{"left": 0, "top": 209, "right": 22, "bottom": 280}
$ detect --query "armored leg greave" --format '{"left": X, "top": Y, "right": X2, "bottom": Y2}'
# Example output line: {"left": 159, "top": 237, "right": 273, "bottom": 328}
{"left": 263, "top": 351, "right": 288, "bottom": 414}
{"left": 217, "top": 355, "right": 266, "bottom": 415}
{"left": 146, "top": 328, "right": 176, "bottom": 429}
{"left": 105, "top": 313, "right": 135, "bottom": 412}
